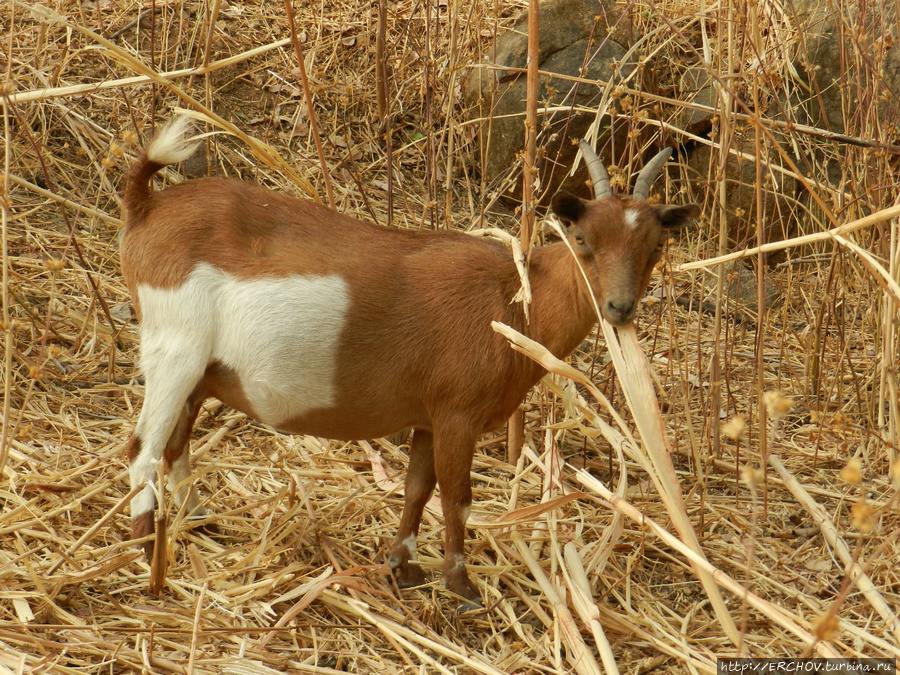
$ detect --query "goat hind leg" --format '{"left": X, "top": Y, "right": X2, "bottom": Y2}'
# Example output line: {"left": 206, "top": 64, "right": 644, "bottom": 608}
{"left": 389, "top": 429, "right": 436, "bottom": 589}
{"left": 432, "top": 422, "right": 480, "bottom": 608}
{"left": 164, "top": 397, "right": 207, "bottom": 522}
{"left": 128, "top": 345, "right": 207, "bottom": 561}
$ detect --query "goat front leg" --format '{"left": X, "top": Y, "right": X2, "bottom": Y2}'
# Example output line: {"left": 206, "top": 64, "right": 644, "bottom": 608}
{"left": 433, "top": 421, "right": 480, "bottom": 608}
{"left": 389, "top": 429, "right": 436, "bottom": 589}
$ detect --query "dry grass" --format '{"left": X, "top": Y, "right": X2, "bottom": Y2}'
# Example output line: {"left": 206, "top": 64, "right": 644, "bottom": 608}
{"left": 2, "top": 0, "right": 900, "bottom": 672}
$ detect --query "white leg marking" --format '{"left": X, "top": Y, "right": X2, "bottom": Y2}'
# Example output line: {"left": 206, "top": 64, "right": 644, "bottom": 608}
{"left": 129, "top": 281, "right": 213, "bottom": 519}
{"left": 131, "top": 484, "right": 157, "bottom": 518}
{"left": 129, "top": 449, "right": 159, "bottom": 518}
{"left": 402, "top": 534, "right": 417, "bottom": 556}
{"left": 168, "top": 452, "right": 206, "bottom": 517}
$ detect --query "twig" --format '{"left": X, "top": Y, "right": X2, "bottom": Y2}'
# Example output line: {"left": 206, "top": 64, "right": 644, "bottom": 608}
{"left": 47, "top": 483, "right": 142, "bottom": 574}
{"left": 678, "top": 204, "right": 900, "bottom": 272}
{"left": 283, "top": 0, "right": 334, "bottom": 209}
{"left": 467, "top": 228, "right": 531, "bottom": 320}
{"left": 769, "top": 454, "right": 900, "bottom": 644}
{"left": 1, "top": 69, "right": 12, "bottom": 478}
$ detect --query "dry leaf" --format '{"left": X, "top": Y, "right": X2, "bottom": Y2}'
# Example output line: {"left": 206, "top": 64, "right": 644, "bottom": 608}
{"left": 811, "top": 613, "right": 840, "bottom": 641}
{"left": 762, "top": 390, "right": 793, "bottom": 419}
{"left": 889, "top": 458, "right": 900, "bottom": 491}
{"left": 82, "top": 0, "right": 114, "bottom": 9}
{"left": 221, "top": 2, "right": 244, "bottom": 19}
{"left": 804, "top": 558, "right": 831, "bottom": 572}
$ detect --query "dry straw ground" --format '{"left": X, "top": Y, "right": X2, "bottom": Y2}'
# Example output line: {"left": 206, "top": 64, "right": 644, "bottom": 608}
{"left": 2, "top": 0, "right": 900, "bottom": 672}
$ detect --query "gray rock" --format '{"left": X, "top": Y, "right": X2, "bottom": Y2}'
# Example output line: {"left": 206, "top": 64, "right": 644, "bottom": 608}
{"left": 792, "top": 0, "right": 900, "bottom": 134}
{"left": 675, "top": 66, "right": 715, "bottom": 133}
{"left": 463, "top": 0, "right": 634, "bottom": 201}
{"left": 700, "top": 261, "right": 782, "bottom": 315}
{"left": 686, "top": 136, "right": 799, "bottom": 259}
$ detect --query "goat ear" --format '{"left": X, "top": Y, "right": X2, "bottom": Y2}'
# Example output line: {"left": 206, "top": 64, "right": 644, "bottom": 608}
{"left": 655, "top": 203, "right": 700, "bottom": 230}
{"left": 551, "top": 191, "right": 586, "bottom": 223}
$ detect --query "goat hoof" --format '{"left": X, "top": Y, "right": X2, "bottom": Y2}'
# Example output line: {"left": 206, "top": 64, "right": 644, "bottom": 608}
{"left": 443, "top": 565, "right": 481, "bottom": 611}
{"left": 132, "top": 512, "right": 155, "bottom": 553}
{"left": 445, "top": 579, "right": 482, "bottom": 612}
{"left": 454, "top": 587, "right": 483, "bottom": 613}
{"left": 139, "top": 540, "right": 155, "bottom": 563}
{"left": 391, "top": 563, "right": 428, "bottom": 590}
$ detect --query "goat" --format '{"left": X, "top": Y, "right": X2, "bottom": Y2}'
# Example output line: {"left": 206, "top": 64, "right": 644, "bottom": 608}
{"left": 120, "top": 116, "right": 699, "bottom": 606}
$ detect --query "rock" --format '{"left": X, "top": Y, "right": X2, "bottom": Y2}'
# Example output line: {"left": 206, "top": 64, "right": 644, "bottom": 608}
{"left": 721, "top": 260, "right": 781, "bottom": 310}
{"left": 487, "top": 0, "right": 623, "bottom": 71}
{"left": 675, "top": 66, "right": 715, "bottom": 134}
{"left": 686, "top": 130, "right": 798, "bottom": 261}
{"left": 789, "top": 0, "right": 900, "bottom": 193}
{"left": 792, "top": 0, "right": 900, "bottom": 134}
{"left": 463, "top": 0, "right": 635, "bottom": 202}
{"left": 697, "top": 261, "right": 782, "bottom": 317}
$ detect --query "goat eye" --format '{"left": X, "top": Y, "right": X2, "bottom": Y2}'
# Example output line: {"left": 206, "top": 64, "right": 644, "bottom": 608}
{"left": 574, "top": 235, "right": 586, "bottom": 246}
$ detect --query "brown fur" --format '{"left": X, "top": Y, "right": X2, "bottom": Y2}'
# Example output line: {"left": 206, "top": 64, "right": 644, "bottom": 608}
{"left": 131, "top": 511, "right": 155, "bottom": 559}
{"left": 121, "top": 128, "right": 698, "bottom": 605}
{"left": 125, "top": 434, "right": 141, "bottom": 463}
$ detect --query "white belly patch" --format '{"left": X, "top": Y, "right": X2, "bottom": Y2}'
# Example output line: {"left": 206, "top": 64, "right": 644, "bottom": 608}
{"left": 137, "top": 263, "right": 350, "bottom": 426}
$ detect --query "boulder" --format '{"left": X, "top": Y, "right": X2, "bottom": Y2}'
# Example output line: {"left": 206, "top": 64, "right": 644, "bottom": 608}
{"left": 464, "top": 0, "right": 635, "bottom": 202}
{"left": 792, "top": 0, "right": 900, "bottom": 134}
{"left": 703, "top": 261, "right": 782, "bottom": 313}
{"left": 686, "top": 133, "right": 799, "bottom": 260}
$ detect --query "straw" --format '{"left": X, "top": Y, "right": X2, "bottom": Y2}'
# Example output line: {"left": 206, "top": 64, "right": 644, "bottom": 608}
{"left": 3, "top": 0, "right": 900, "bottom": 671}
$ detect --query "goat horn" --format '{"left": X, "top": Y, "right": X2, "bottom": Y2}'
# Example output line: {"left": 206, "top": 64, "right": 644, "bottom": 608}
{"left": 632, "top": 147, "right": 674, "bottom": 201}
{"left": 578, "top": 140, "right": 613, "bottom": 200}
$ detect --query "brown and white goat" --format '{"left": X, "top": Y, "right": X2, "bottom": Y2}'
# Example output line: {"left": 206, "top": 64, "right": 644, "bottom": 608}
{"left": 121, "top": 116, "right": 699, "bottom": 605}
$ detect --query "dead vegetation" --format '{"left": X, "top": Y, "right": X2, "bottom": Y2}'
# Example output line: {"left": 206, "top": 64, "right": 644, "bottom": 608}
{"left": 2, "top": 0, "right": 900, "bottom": 672}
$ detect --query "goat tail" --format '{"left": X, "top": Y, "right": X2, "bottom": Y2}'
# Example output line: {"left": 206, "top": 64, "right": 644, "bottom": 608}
{"left": 123, "top": 116, "right": 200, "bottom": 226}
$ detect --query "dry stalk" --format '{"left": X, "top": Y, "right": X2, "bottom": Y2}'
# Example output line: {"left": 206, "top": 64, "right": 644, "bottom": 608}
{"left": 467, "top": 227, "right": 531, "bottom": 318}
{"left": 320, "top": 592, "right": 510, "bottom": 675}
{"left": 4, "top": 39, "right": 293, "bottom": 106}
{"left": 572, "top": 466, "right": 843, "bottom": 657}
{"left": 678, "top": 204, "right": 900, "bottom": 272}
{"left": 560, "top": 542, "right": 620, "bottom": 674}
{"left": 375, "top": 0, "right": 387, "bottom": 124}
{"left": 879, "top": 207, "right": 900, "bottom": 460}
{"left": 1, "top": 88, "right": 12, "bottom": 478}
{"left": 768, "top": 454, "right": 900, "bottom": 644}
{"left": 284, "top": 0, "right": 334, "bottom": 209}
{"left": 749, "top": 0, "right": 770, "bottom": 517}
{"left": 4, "top": 0, "right": 900, "bottom": 670}
{"left": 511, "top": 531, "right": 603, "bottom": 675}
{"left": 521, "top": 0, "right": 538, "bottom": 253}
{"left": 47, "top": 482, "right": 141, "bottom": 574}
{"left": 15, "top": 2, "right": 316, "bottom": 197}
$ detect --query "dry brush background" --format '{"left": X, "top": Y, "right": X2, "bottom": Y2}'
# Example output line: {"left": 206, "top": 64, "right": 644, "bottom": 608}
{"left": 2, "top": 0, "right": 900, "bottom": 673}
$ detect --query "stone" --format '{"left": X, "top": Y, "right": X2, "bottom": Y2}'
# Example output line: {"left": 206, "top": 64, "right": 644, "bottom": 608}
{"left": 675, "top": 66, "right": 715, "bottom": 134}
{"left": 792, "top": 0, "right": 900, "bottom": 134}
{"left": 686, "top": 134, "right": 798, "bottom": 260}
{"left": 463, "top": 0, "right": 634, "bottom": 202}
